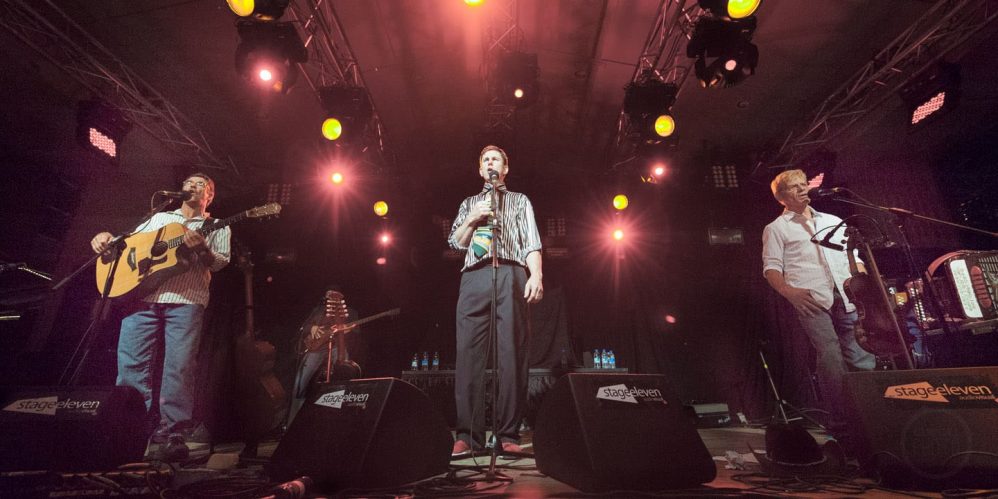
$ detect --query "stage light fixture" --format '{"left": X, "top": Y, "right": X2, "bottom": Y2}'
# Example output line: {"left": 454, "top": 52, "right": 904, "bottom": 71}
{"left": 376, "top": 257, "right": 387, "bottom": 265}
{"left": 612, "top": 194, "right": 629, "bottom": 211}
{"left": 464, "top": 0, "right": 484, "bottom": 5}
{"left": 234, "top": 20, "right": 307, "bottom": 94}
{"left": 613, "top": 229, "right": 625, "bottom": 241}
{"left": 687, "top": 16, "right": 758, "bottom": 89}
{"left": 653, "top": 165, "right": 666, "bottom": 177}
{"left": 380, "top": 233, "right": 391, "bottom": 245}
{"left": 330, "top": 172, "right": 344, "bottom": 184}
{"left": 227, "top": 0, "right": 290, "bottom": 21}
{"left": 899, "top": 62, "right": 960, "bottom": 127}
{"left": 493, "top": 51, "right": 539, "bottom": 107}
{"left": 624, "top": 73, "right": 678, "bottom": 144}
{"left": 77, "top": 99, "right": 132, "bottom": 159}
{"left": 698, "top": 0, "right": 761, "bottom": 20}
{"left": 319, "top": 85, "right": 373, "bottom": 142}
{"left": 373, "top": 201, "right": 389, "bottom": 217}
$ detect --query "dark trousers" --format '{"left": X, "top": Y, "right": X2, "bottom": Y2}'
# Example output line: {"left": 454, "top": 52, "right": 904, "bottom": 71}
{"left": 454, "top": 264, "right": 530, "bottom": 447}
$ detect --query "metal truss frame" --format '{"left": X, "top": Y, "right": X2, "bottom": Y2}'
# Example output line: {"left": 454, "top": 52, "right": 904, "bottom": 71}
{"left": 287, "top": 0, "right": 389, "bottom": 164}
{"left": 0, "top": 0, "right": 238, "bottom": 174}
{"left": 607, "top": 0, "right": 704, "bottom": 169}
{"left": 754, "top": 0, "right": 998, "bottom": 175}
{"left": 482, "top": 0, "right": 524, "bottom": 134}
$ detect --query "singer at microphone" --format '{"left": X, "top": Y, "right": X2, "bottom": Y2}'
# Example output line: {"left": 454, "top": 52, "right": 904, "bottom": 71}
{"left": 761, "top": 169, "right": 875, "bottom": 450}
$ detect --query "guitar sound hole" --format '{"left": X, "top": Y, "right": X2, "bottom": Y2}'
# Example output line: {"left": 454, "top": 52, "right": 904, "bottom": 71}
{"left": 150, "top": 241, "right": 168, "bottom": 257}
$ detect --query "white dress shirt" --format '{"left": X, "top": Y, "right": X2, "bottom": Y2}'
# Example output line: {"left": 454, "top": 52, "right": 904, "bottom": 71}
{"left": 762, "top": 207, "right": 862, "bottom": 312}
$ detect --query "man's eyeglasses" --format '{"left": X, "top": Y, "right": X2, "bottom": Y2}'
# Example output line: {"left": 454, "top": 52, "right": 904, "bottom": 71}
{"left": 183, "top": 180, "right": 207, "bottom": 188}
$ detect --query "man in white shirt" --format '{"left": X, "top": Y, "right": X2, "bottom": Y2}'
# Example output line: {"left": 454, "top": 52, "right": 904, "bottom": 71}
{"left": 91, "top": 173, "right": 231, "bottom": 452}
{"left": 762, "top": 169, "right": 874, "bottom": 441}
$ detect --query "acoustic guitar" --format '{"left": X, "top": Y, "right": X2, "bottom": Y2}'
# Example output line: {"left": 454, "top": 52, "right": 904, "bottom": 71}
{"left": 315, "top": 290, "right": 363, "bottom": 383}
{"left": 94, "top": 203, "right": 281, "bottom": 298}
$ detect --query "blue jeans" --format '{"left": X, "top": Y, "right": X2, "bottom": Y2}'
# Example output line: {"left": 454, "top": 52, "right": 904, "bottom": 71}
{"left": 796, "top": 290, "right": 875, "bottom": 432}
{"left": 117, "top": 303, "right": 204, "bottom": 431}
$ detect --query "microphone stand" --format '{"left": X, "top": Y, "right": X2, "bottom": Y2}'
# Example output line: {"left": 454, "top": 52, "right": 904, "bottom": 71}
{"left": 484, "top": 180, "right": 511, "bottom": 483}
{"left": 55, "top": 196, "right": 177, "bottom": 386}
{"left": 825, "top": 189, "right": 997, "bottom": 361}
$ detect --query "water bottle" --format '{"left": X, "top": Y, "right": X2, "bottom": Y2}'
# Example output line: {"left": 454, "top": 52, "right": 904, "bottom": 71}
{"left": 600, "top": 349, "right": 608, "bottom": 369}
{"left": 421, "top": 352, "right": 430, "bottom": 371}
{"left": 410, "top": 353, "right": 419, "bottom": 371}
{"left": 593, "top": 349, "right": 601, "bottom": 369}
{"left": 608, "top": 350, "right": 616, "bottom": 369}
{"left": 432, "top": 352, "right": 440, "bottom": 371}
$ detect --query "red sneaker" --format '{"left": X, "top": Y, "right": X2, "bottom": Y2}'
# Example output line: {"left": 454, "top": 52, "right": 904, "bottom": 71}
{"left": 451, "top": 440, "right": 472, "bottom": 458}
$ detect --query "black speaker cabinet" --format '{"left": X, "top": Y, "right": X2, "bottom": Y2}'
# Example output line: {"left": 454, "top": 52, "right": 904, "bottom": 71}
{"left": 844, "top": 367, "right": 998, "bottom": 490}
{"left": 0, "top": 386, "right": 147, "bottom": 471}
{"left": 533, "top": 373, "right": 716, "bottom": 492}
{"left": 268, "top": 377, "right": 452, "bottom": 491}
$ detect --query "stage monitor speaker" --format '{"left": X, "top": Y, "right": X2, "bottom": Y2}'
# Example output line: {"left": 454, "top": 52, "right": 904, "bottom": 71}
{"left": 844, "top": 367, "right": 998, "bottom": 490}
{"left": 268, "top": 377, "right": 452, "bottom": 491}
{"left": 0, "top": 385, "right": 147, "bottom": 471}
{"left": 533, "top": 373, "right": 716, "bottom": 492}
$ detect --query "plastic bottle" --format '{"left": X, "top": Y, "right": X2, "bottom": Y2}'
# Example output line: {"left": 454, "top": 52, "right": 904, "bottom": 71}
{"left": 608, "top": 350, "right": 616, "bottom": 369}
{"left": 421, "top": 352, "right": 430, "bottom": 371}
{"left": 432, "top": 352, "right": 440, "bottom": 371}
{"left": 410, "top": 353, "right": 419, "bottom": 371}
{"left": 600, "top": 349, "right": 608, "bottom": 369}
{"left": 593, "top": 349, "right": 601, "bottom": 369}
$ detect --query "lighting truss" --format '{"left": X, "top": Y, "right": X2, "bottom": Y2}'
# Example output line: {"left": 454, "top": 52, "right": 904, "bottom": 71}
{"left": 753, "top": 0, "right": 998, "bottom": 176}
{"left": 608, "top": 0, "right": 704, "bottom": 170}
{"left": 482, "top": 0, "right": 525, "bottom": 134}
{"left": 284, "top": 0, "right": 389, "bottom": 164}
{"left": 0, "top": 0, "right": 238, "bottom": 174}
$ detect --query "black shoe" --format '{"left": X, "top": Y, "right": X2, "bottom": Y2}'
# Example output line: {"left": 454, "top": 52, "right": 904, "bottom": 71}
{"left": 150, "top": 424, "right": 172, "bottom": 444}
{"left": 155, "top": 434, "right": 190, "bottom": 462}
{"left": 182, "top": 422, "right": 212, "bottom": 443}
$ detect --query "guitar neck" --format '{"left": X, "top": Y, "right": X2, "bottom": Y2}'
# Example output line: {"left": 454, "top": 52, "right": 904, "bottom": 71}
{"left": 342, "top": 309, "right": 401, "bottom": 329}
{"left": 165, "top": 211, "right": 246, "bottom": 249}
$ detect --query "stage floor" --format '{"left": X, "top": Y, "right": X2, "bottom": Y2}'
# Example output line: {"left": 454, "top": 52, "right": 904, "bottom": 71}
{"left": 137, "top": 426, "right": 939, "bottom": 498}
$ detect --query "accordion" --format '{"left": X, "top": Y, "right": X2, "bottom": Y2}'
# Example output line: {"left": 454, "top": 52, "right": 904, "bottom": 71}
{"left": 907, "top": 250, "right": 998, "bottom": 332}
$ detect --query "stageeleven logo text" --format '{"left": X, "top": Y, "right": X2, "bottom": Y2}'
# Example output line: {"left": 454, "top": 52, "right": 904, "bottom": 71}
{"left": 884, "top": 382, "right": 998, "bottom": 403}
{"left": 596, "top": 384, "right": 665, "bottom": 404}
{"left": 314, "top": 390, "right": 370, "bottom": 409}
{"left": 3, "top": 396, "right": 101, "bottom": 416}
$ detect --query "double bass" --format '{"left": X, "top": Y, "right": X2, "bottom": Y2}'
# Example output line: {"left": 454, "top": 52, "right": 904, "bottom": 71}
{"left": 841, "top": 226, "right": 915, "bottom": 368}
{"left": 234, "top": 245, "right": 286, "bottom": 454}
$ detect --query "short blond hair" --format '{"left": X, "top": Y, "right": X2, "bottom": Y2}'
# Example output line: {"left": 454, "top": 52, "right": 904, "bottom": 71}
{"left": 479, "top": 145, "right": 509, "bottom": 168}
{"left": 770, "top": 169, "right": 806, "bottom": 201}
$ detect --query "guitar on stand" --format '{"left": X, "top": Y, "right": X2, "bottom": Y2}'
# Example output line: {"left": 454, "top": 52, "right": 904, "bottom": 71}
{"left": 313, "top": 290, "right": 362, "bottom": 385}
{"left": 234, "top": 243, "right": 286, "bottom": 459}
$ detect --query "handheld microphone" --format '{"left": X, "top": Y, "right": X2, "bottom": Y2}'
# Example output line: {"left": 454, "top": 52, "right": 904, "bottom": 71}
{"left": 156, "top": 190, "right": 194, "bottom": 201}
{"left": 488, "top": 170, "right": 499, "bottom": 184}
{"left": 809, "top": 187, "right": 842, "bottom": 199}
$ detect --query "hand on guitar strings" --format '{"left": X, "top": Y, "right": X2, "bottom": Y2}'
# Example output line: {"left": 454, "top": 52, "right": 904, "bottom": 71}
{"left": 182, "top": 230, "right": 209, "bottom": 253}
{"left": 309, "top": 323, "right": 358, "bottom": 340}
{"left": 91, "top": 232, "right": 114, "bottom": 254}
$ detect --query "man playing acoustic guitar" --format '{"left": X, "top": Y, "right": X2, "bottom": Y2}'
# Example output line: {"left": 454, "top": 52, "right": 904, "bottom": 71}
{"left": 91, "top": 172, "right": 231, "bottom": 455}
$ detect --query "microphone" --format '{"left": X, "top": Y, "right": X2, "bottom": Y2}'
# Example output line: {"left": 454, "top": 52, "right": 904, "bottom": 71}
{"left": 263, "top": 476, "right": 312, "bottom": 499}
{"left": 488, "top": 169, "right": 499, "bottom": 184}
{"left": 0, "top": 262, "right": 25, "bottom": 272}
{"left": 809, "top": 187, "right": 842, "bottom": 199}
{"left": 815, "top": 220, "right": 848, "bottom": 252}
{"left": 156, "top": 190, "right": 194, "bottom": 201}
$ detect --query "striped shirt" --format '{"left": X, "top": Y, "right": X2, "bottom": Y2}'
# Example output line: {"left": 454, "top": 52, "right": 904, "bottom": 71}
{"left": 448, "top": 183, "right": 543, "bottom": 272}
{"left": 134, "top": 210, "right": 231, "bottom": 306}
